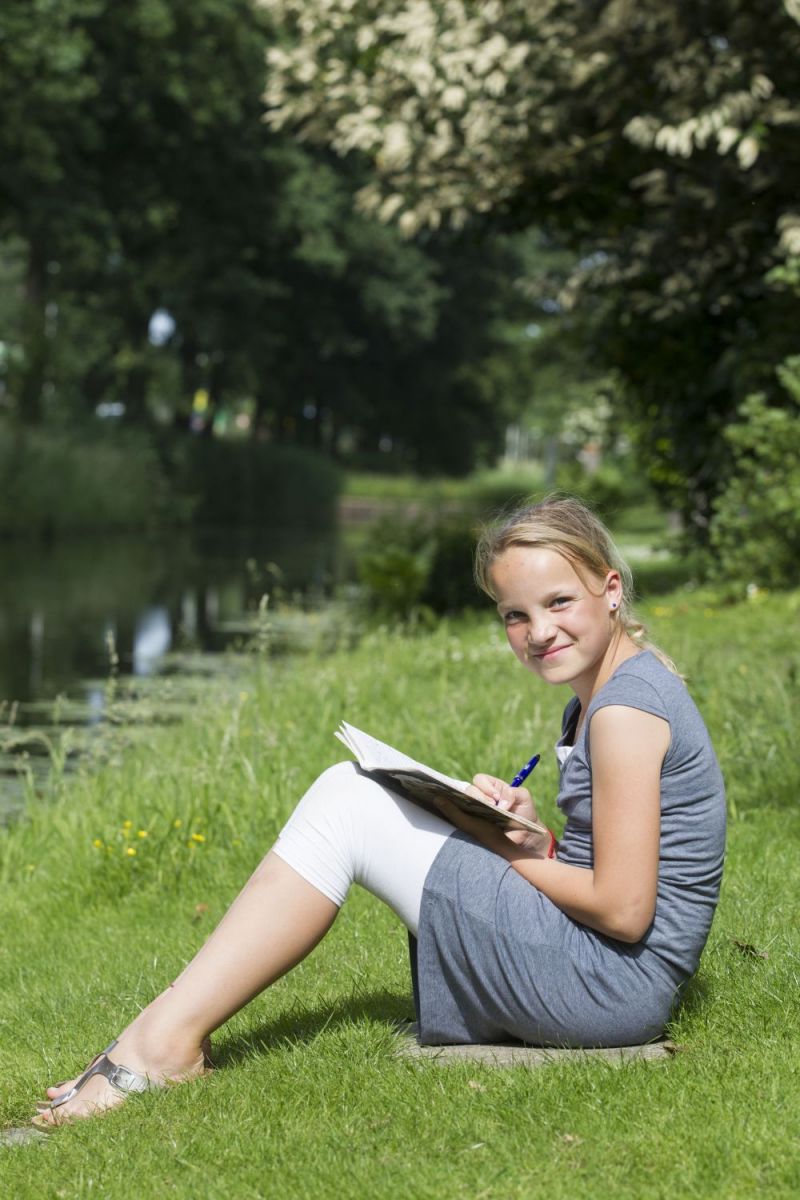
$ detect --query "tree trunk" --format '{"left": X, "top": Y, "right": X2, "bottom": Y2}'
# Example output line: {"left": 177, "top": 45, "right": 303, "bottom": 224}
{"left": 16, "top": 244, "right": 47, "bottom": 425}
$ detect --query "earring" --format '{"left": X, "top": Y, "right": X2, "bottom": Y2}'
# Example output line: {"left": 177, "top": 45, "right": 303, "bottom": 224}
{"left": 610, "top": 603, "right": 617, "bottom": 610}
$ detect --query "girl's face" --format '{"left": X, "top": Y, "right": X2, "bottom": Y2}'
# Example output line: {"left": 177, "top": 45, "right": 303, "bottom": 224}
{"left": 490, "top": 545, "right": 622, "bottom": 698}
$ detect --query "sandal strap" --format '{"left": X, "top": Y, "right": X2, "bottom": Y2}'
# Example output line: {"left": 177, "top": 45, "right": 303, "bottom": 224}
{"left": 48, "top": 1040, "right": 157, "bottom": 1111}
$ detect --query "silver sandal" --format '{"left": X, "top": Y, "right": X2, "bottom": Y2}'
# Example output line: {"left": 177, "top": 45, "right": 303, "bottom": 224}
{"left": 33, "top": 1040, "right": 161, "bottom": 1127}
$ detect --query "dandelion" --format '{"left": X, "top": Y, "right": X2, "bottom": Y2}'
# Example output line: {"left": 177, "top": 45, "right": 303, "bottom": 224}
{"left": 173, "top": 818, "right": 183, "bottom": 829}
{"left": 92, "top": 838, "right": 104, "bottom": 849}
{"left": 122, "top": 820, "right": 133, "bottom": 830}
{"left": 137, "top": 830, "right": 149, "bottom": 839}
{"left": 190, "top": 833, "right": 206, "bottom": 844}
{"left": 125, "top": 847, "right": 137, "bottom": 857}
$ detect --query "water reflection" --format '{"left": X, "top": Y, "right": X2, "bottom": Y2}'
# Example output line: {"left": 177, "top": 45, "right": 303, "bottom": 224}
{"left": 0, "top": 526, "right": 340, "bottom": 708}
{"left": 133, "top": 607, "right": 172, "bottom": 676}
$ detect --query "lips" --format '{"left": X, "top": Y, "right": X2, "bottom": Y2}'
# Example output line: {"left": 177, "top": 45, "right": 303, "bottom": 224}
{"left": 533, "top": 644, "right": 571, "bottom": 660}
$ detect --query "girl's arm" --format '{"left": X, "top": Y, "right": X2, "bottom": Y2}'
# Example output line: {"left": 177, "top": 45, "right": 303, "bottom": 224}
{"left": 436, "top": 705, "right": 669, "bottom": 943}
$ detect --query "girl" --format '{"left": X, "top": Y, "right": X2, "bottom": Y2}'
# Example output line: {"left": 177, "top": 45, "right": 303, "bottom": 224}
{"left": 34, "top": 496, "right": 726, "bottom": 1126}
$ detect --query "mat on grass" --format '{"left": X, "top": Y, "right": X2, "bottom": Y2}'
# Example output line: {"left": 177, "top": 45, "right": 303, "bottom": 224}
{"left": 395, "top": 1022, "right": 680, "bottom": 1068}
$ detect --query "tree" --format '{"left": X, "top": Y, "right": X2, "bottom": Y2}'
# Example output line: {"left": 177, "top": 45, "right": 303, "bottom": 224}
{"left": 1, "top": 0, "right": 530, "bottom": 477}
{"left": 263, "top": 0, "right": 800, "bottom": 529}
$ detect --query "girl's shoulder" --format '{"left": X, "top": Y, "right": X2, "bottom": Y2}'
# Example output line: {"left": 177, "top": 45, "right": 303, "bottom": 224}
{"left": 589, "top": 651, "right": 681, "bottom": 723}
{"left": 589, "top": 651, "right": 714, "bottom": 757}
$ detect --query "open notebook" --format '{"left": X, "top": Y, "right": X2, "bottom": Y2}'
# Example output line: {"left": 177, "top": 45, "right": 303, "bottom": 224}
{"left": 335, "top": 722, "right": 547, "bottom": 835}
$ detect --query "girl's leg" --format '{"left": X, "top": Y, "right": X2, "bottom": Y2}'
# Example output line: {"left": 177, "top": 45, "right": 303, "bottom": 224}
{"left": 38, "top": 763, "right": 452, "bottom": 1123}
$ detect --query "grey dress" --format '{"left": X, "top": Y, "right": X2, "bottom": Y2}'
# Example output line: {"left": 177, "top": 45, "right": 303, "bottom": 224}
{"left": 409, "top": 651, "right": 726, "bottom": 1046}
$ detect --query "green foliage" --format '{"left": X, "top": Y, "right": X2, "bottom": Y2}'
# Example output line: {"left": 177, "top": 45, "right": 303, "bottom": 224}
{"left": 175, "top": 438, "right": 341, "bottom": 529}
{"left": 344, "top": 465, "right": 545, "bottom": 509}
{"left": 554, "top": 460, "right": 653, "bottom": 524}
{"left": 708, "top": 359, "right": 800, "bottom": 590}
{"left": 0, "top": 1, "right": 534, "bottom": 481}
{"left": 267, "top": 0, "right": 800, "bottom": 531}
{"left": 351, "top": 460, "right": 659, "bottom": 621}
{"left": 0, "top": 426, "right": 176, "bottom": 536}
{"left": 355, "top": 514, "right": 483, "bottom": 620}
{"left": 0, "top": 424, "right": 341, "bottom": 536}
{"left": 357, "top": 535, "right": 434, "bottom": 620}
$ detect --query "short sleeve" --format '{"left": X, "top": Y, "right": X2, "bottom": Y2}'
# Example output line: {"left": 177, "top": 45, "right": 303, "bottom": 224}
{"left": 587, "top": 673, "right": 669, "bottom": 725}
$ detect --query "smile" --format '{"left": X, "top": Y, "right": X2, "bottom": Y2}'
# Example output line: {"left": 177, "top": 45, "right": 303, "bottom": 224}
{"left": 532, "top": 644, "right": 571, "bottom": 660}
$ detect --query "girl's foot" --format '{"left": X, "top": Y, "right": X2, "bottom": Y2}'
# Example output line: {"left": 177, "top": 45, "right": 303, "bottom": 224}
{"left": 33, "top": 1033, "right": 212, "bottom": 1127}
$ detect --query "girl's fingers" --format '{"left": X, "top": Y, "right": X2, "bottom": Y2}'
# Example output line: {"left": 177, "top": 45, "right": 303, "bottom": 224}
{"left": 472, "top": 773, "right": 505, "bottom": 803}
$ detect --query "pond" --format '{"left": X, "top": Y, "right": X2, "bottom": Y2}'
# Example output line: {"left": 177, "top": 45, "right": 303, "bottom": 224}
{"left": 0, "top": 524, "right": 343, "bottom": 820}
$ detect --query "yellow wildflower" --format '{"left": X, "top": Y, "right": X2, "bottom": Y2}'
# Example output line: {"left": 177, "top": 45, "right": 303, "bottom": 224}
{"left": 173, "top": 818, "right": 183, "bottom": 829}
{"left": 92, "top": 838, "right": 104, "bottom": 849}
{"left": 125, "top": 847, "right": 136, "bottom": 857}
{"left": 137, "top": 830, "right": 149, "bottom": 839}
{"left": 122, "top": 820, "right": 133, "bottom": 830}
{"left": 190, "top": 833, "right": 206, "bottom": 844}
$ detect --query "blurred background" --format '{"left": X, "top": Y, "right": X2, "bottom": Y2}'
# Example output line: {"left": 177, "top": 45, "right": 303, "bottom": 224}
{"left": 1, "top": 1, "right": 798, "bottom": 749}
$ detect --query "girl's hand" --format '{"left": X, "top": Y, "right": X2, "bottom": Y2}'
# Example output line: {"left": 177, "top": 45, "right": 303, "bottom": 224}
{"left": 441, "top": 777, "right": 554, "bottom": 864}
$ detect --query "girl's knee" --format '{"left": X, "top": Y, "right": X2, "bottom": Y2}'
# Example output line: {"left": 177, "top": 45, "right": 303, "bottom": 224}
{"left": 311, "top": 761, "right": 362, "bottom": 792}
{"left": 298, "top": 760, "right": 363, "bottom": 814}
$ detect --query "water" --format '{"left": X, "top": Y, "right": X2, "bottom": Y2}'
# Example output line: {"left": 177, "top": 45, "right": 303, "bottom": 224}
{"left": 0, "top": 525, "right": 341, "bottom": 819}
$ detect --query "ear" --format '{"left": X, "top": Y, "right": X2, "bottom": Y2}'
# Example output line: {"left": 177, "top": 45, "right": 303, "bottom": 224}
{"left": 606, "top": 571, "right": 622, "bottom": 610}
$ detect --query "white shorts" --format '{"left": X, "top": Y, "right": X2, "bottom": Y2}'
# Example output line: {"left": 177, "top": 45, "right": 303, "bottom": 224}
{"left": 273, "top": 762, "right": 454, "bottom": 937}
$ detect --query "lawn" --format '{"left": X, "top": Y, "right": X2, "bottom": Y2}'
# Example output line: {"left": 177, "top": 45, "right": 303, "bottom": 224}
{"left": 1, "top": 587, "right": 799, "bottom": 1198}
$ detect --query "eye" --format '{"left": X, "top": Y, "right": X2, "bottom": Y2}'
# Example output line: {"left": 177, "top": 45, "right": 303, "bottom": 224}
{"left": 550, "top": 596, "right": 573, "bottom": 609}
{"left": 502, "top": 610, "right": 526, "bottom": 625}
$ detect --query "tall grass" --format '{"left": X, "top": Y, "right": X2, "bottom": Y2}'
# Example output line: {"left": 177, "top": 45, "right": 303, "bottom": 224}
{"left": 0, "top": 590, "right": 798, "bottom": 1197}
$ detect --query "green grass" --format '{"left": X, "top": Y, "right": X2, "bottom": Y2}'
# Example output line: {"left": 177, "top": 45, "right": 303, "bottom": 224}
{"left": 1, "top": 589, "right": 799, "bottom": 1197}
{"left": 343, "top": 464, "right": 546, "bottom": 508}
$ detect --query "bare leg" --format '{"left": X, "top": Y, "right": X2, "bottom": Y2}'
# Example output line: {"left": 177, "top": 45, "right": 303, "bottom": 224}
{"left": 36, "top": 763, "right": 452, "bottom": 1126}
{"left": 37, "top": 851, "right": 338, "bottom": 1124}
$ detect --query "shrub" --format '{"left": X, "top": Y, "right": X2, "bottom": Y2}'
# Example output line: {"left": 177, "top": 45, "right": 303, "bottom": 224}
{"left": 466, "top": 466, "right": 545, "bottom": 516}
{"left": 554, "top": 458, "right": 652, "bottom": 522}
{"left": 420, "top": 519, "right": 485, "bottom": 613}
{"left": 0, "top": 426, "right": 176, "bottom": 537}
{"left": 175, "top": 438, "right": 341, "bottom": 528}
{"left": 707, "top": 359, "right": 800, "bottom": 590}
{"left": 355, "top": 513, "right": 484, "bottom": 620}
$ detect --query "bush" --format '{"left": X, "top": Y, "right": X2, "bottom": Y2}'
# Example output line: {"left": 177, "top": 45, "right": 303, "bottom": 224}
{"left": 420, "top": 519, "right": 485, "bottom": 613}
{"left": 465, "top": 466, "right": 545, "bottom": 516}
{"left": 0, "top": 426, "right": 177, "bottom": 537}
{"left": 175, "top": 438, "right": 341, "bottom": 529}
{"left": 554, "top": 459, "right": 652, "bottom": 522}
{"left": 355, "top": 513, "right": 484, "bottom": 620}
{"left": 708, "top": 359, "right": 800, "bottom": 590}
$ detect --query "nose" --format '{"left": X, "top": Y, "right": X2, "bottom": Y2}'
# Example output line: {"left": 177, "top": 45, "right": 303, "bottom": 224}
{"left": 528, "top": 611, "right": 556, "bottom": 647}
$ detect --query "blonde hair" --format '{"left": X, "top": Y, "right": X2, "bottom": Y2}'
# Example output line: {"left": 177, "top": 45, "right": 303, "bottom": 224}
{"left": 474, "top": 495, "right": 681, "bottom": 676}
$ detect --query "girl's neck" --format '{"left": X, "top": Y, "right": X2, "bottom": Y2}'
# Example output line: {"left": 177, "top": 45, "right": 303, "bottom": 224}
{"left": 573, "top": 633, "right": 641, "bottom": 719}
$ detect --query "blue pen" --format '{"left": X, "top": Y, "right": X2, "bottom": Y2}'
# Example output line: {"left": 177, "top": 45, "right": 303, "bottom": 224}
{"left": 509, "top": 753, "right": 540, "bottom": 789}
